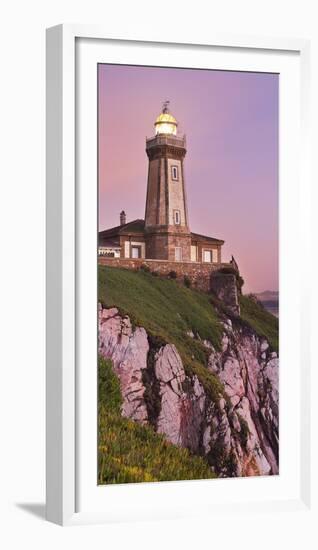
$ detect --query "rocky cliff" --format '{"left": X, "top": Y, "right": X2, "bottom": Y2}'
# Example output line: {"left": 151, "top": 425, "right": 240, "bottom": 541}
{"left": 98, "top": 303, "right": 279, "bottom": 478}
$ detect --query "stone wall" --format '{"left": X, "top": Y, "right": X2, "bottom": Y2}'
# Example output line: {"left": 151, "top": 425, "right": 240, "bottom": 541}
{"left": 99, "top": 256, "right": 235, "bottom": 293}
{"left": 144, "top": 233, "right": 167, "bottom": 261}
{"left": 144, "top": 227, "right": 192, "bottom": 262}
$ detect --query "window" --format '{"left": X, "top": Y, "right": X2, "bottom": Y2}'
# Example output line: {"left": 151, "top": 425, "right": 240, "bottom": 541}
{"left": 171, "top": 165, "right": 178, "bottom": 181}
{"left": 131, "top": 246, "right": 141, "bottom": 259}
{"left": 175, "top": 247, "right": 182, "bottom": 262}
{"left": 174, "top": 210, "right": 181, "bottom": 225}
{"left": 204, "top": 250, "right": 212, "bottom": 263}
{"left": 191, "top": 245, "right": 197, "bottom": 262}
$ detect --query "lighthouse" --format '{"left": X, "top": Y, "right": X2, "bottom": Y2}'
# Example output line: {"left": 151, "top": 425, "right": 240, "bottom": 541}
{"left": 99, "top": 103, "right": 225, "bottom": 267}
{"left": 144, "top": 102, "right": 191, "bottom": 261}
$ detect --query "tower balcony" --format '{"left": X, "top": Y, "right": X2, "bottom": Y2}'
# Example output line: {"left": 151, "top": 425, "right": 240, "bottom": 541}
{"left": 146, "top": 134, "right": 186, "bottom": 150}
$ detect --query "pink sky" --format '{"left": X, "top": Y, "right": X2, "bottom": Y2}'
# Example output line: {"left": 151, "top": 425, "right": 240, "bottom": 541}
{"left": 98, "top": 64, "right": 278, "bottom": 293}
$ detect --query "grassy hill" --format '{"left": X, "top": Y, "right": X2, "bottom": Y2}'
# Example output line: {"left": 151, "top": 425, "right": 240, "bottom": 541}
{"left": 98, "top": 266, "right": 279, "bottom": 402}
{"left": 98, "top": 357, "right": 216, "bottom": 484}
{"left": 98, "top": 266, "right": 279, "bottom": 483}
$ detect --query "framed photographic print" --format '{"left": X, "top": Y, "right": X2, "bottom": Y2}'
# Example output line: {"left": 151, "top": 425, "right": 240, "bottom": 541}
{"left": 46, "top": 26, "right": 311, "bottom": 525}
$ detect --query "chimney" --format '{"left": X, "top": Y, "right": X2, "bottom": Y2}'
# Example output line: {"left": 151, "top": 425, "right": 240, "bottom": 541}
{"left": 120, "top": 210, "right": 126, "bottom": 226}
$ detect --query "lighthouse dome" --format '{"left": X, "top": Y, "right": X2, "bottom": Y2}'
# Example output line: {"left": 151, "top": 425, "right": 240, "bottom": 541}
{"left": 154, "top": 105, "right": 178, "bottom": 135}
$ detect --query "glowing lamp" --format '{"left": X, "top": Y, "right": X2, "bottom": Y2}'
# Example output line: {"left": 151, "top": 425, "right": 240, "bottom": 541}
{"left": 154, "top": 103, "right": 178, "bottom": 135}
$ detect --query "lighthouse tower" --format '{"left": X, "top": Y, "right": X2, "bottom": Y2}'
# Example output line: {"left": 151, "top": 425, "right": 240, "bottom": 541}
{"left": 144, "top": 102, "right": 191, "bottom": 261}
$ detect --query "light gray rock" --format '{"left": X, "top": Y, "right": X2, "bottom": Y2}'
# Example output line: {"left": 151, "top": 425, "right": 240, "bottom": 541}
{"left": 154, "top": 346, "right": 207, "bottom": 450}
{"left": 207, "top": 323, "right": 279, "bottom": 476}
{"left": 154, "top": 345, "right": 186, "bottom": 445}
{"left": 155, "top": 344, "right": 185, "bottom": 386}
{"left": 99, "top": 306, "right": 149, "bottom": 423}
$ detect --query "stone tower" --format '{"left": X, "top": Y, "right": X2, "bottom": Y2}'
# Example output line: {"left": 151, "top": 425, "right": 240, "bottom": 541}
{"left": 144, "top": 102, "right": 191, "bottom": 261}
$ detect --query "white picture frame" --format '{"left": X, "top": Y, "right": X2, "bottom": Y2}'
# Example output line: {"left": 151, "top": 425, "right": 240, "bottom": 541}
{"left": 46, "top": 25, "right": 311, "bottom": 526}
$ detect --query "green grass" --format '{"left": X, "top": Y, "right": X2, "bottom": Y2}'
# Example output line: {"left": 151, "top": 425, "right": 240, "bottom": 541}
{"left": 98, "top": 265, "right": 224, "bottom": 403}
{"left": 239, "top": 295, "right": 279, "bottom": 352}
{"left": 98, "top": 356, "right": 215, "bottom": 484}
{"left": 98, "top": 355, "right": 122, "bottom": 413}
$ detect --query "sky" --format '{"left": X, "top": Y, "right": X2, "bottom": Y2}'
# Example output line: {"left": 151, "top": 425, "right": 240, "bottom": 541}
{"left": 98, "top": 64, "right": 278, "bottom": 294}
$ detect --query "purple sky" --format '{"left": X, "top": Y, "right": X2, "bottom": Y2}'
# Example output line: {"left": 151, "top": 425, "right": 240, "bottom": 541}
{"left": 98, "top": 64, "right": 278, "bottom": 293}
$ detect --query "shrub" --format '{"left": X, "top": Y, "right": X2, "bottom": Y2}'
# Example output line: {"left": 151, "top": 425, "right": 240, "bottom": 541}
{"left": 207, "top": 438, "right": 237, "bottom": 477}
{"left": 140, "top": 264, "right": 150, "bottom": 273}
{"left": 168, "top": 270, "right": 177, "bottom": 279}
{"left": 98, "top": 356, "right": 122, "bottom": 413}
{"left": 151, "top": 271, "right": 159, "bottom": 277}
{"left": 184, "top": 275, "right": 191, "bottom": 288}
{"left": 237, "top": 413, "right": 250, "bottom": 450}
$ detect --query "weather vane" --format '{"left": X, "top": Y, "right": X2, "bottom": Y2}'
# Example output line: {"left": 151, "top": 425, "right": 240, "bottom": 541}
{"left": 162, "top": 100, "right": 170, "bottom": 113}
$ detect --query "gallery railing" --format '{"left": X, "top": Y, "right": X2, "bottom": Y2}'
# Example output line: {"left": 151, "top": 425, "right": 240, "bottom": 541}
{"left": 146, "top": 134, "right": 186, "bottom": 149}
